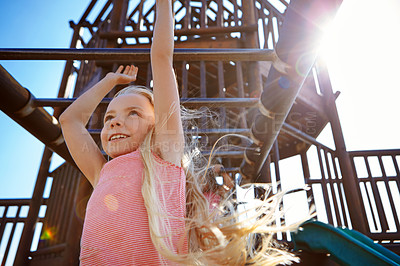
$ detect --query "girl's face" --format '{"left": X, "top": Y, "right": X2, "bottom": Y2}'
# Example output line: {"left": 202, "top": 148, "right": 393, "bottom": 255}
{"left": 100, "top": 93, "right": 155, "bottom": 158}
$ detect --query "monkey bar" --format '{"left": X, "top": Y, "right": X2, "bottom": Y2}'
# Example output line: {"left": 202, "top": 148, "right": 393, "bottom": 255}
{"left": 0, "top": 48, "right": 277, "bottom": 62}
{"left": 0, "top": 65, "right": 73, "bottom": 164}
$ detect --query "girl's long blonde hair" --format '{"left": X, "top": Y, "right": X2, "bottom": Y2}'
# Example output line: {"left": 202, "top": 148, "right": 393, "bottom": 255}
{"left": 113, "top": 85, "right": 303, "bottom": 265}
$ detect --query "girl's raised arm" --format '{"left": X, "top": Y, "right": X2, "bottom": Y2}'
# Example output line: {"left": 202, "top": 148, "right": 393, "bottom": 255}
{"left": 59, "top": 65, "right": 138, "bottom": 186}
{"left": 151, "top": 0, "right": 184, "bottom": 166}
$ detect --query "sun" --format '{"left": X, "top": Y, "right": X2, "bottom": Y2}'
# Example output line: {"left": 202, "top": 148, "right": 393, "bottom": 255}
{"left": 318, "top": 0, "right": 400, "bottom": 150}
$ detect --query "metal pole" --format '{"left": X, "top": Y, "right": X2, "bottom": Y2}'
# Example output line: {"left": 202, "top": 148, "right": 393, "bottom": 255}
{"left": 33, "top": 97, "right": 259, "bottom": 108}
{"left": 0, "top": 65, "right": 73, "bottom": 164}
{"left": 0, "top": 48, "right": 277, "bottom": 62}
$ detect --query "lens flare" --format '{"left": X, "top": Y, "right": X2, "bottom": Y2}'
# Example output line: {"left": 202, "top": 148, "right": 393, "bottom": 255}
{"left": 40, "top": 226, "right": 57, "bottom": 241}
{"left": 295, "top": 52, "right": 315, "bottom": 78}
{"left": 75, "top": 194, "right": 91, "bottom": 221}
{"left": 104, "top": 194, "right": 119, "bottom": 211}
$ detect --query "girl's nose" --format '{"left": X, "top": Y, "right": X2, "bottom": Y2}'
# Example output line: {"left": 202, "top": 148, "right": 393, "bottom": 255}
{"left": 110, "top": 117, "right": 123, "bottom": 128}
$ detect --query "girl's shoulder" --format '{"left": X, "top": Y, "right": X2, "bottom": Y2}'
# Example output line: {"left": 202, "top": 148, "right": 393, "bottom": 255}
{"left": 100, "top": 149, "right": 184, "bottom": 177}
{"left": 151, "top": 150, "right": 183, "bottom": 170}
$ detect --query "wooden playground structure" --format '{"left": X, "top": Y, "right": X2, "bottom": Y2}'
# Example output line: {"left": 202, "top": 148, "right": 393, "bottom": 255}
{"left": 1, "top": 0, "right": 399, "bottom": 265}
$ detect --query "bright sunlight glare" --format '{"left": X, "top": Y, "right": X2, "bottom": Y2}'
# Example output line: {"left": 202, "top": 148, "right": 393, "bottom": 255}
{"left": 319, "top": 0, "right": 400, "bottom": 150}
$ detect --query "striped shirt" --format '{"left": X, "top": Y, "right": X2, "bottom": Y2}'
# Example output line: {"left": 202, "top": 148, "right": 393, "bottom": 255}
{"left": 80, "top": 150, "right": 187, "bottom": 265}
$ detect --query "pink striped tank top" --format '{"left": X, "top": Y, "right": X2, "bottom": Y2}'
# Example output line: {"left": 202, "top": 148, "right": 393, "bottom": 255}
{"left": 80, "top": 150, "right": 187, "bottom": 265}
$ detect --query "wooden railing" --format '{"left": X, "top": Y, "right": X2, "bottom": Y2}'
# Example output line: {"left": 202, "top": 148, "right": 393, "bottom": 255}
{"left": 0, "top": 199, "right": 46, "bottom": 266}
{"left": 349, "top": 149, "right": 400, "bottom": 252}
{"left": 0, "top": 162, "right": 82, "bottom": 266}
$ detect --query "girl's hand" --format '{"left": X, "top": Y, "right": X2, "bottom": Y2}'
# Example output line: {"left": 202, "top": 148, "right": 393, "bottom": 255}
{"left": 106, "top": 65, "right": 138, "bottom": 85}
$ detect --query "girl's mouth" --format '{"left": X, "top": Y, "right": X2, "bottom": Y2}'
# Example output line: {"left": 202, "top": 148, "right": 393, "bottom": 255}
{"left": 109, "top": 134, "right": 129, "bottom": 141}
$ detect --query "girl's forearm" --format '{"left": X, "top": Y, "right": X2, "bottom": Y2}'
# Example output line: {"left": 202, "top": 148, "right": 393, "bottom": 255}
{"left": 59, "top": 74, "right": 116, "bottom": 126}
{"left": 151, "top": 0, "right": 174, "bottom": 59}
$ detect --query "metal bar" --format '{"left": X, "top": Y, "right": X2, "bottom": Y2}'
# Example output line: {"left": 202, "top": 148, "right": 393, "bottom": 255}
{"left": 0, "top": 48, "right": 276, "bottom": 61}
{"left": 33, "top": 97, "right": 258, "bottom": 108}
{"left": 0, "top": 66, "right": 73, "bottom": 164}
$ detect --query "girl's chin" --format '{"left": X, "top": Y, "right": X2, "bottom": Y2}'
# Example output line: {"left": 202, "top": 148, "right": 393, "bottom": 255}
{"left": 106, "top": 146, "right": 139, "bottom": 158}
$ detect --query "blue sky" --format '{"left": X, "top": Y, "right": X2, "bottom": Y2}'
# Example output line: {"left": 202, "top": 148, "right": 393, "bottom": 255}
{"left": 0, "top": 0, "right": 399, "bottom": 200}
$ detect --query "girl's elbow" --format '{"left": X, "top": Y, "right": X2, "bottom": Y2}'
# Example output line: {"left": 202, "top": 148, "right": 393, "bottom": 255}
{"left": 59, "top": 111, "right": 73, "bottom": 126}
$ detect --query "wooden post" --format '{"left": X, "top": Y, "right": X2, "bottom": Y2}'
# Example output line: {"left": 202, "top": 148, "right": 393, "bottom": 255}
{"left": 241, "top": 0, "right": 262, "bottom": 95}
{"left": 14, "top": 148, "right": 53, "bottom": 266}
{"left": 316, "top": 59, "right": 368, "bottom": 234}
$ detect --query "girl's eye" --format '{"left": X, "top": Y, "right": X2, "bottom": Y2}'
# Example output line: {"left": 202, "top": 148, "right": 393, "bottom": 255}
{"left": 129, "top": 110, "right": 138, "bottom": 116}
{"left": 104, "top": 115, "right": 113, "bottom": 123}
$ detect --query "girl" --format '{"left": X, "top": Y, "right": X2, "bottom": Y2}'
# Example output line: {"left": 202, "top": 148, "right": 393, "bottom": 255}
{"left": 60, "top": 0, "right": 300, "bottom": 265}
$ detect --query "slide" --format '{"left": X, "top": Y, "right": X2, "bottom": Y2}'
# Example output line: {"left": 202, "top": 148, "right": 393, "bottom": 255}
{"left": 291, "top": 220, "right": 400, "bottom": 266}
